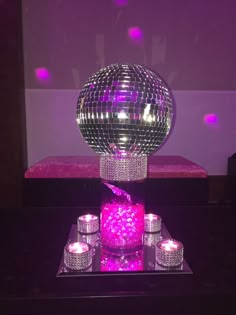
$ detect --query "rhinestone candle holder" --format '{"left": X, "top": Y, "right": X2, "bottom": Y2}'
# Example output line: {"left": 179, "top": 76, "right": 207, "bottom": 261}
{"left": 144, "top": 213, "right": 162, "bottom": 233}
{"left": 156, "top": 239, "right": 184, "bottom": 267}
{"left": 77, "top": 214, "right": 99, "bottom": 234}
{"left": 64, "top": 242, "right": 92, "bottom": 270}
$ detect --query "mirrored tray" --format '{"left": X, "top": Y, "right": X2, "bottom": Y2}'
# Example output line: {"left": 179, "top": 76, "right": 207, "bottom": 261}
{"left": 57, "top": 224, "right": 192, "bottom": 277}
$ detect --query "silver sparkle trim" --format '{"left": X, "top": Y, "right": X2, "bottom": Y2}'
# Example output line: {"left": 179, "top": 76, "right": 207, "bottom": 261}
{"left": 155, "top": 239, "right": 184, "bottom": 267}
{"left": 77, "top": 215, "right": 99, "bottom": 234}
{"left": 144, "top": 214, "right": 162, "bottom": 233}
{"left": 100, "top": 154, "right": 147, "bottom": 181}
{"left": 64, "top": 242, "right": 92, "bottom": 271}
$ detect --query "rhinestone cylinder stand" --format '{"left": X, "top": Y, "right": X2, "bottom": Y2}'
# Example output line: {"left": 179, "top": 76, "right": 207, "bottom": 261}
{"left": 77, "top": 214, "right": 99, "bottom": 234}
{"left": 64, "top": 242, "right": 92, "bottom": 271}
{"left": 156, "top": 239, "right": 184, "bottom": 267}
{"left": 100, "top": 155, "right": 147, "bottom": 182}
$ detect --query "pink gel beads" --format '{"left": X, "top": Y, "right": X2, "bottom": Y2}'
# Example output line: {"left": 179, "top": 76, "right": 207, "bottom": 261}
{"left": 101, "top": 202, "right": 144, "bottom": 253}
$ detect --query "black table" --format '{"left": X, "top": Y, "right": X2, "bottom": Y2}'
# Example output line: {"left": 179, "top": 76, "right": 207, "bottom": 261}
{"left": 0, "top": 205, "right": 236, "bottom": 313}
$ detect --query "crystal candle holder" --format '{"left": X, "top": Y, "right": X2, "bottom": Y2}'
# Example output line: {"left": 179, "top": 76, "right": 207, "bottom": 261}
{"left": 156, "top": 239, "right": 184, "bottom": 267}
{"left": 77, "top": 214, "right": 99, "bottom": 234}
{"left": 144, "top": 213, "right": 162, "bottom": 233}
{"left": 64, "top": 242, "right": 92, "bottom": 270}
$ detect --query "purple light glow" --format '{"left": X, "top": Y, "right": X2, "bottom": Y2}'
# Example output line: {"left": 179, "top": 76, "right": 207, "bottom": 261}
{"left": 204, "top": 113, "right": 218, "bottom": 125}
{"left": 113, "top": 0, "right": 128, "bottom": 7}
{"left": 101, "top": 202, "right": 144, "bottom": 252}
{"left": 128, "top": 27, "right": 143, "bottom": 44}
{"left": 101, "top": 250, "right": 143, "bottom": 272}
{"left": 35, "top": 67, "right": 51, "bottom": 82}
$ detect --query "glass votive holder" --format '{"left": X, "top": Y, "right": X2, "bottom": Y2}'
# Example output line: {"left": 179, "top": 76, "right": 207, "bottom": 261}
{"left": 64, "top": 241, "right": 92, "bottom": 270}
{"left": 155, "top": 238, "right": 184, "bottom": 267}
{"left": 77, "top": 214, "right": 99, "bottom": 234}
{"left": 144, "top": 213, "right": 162, "bottom": 233}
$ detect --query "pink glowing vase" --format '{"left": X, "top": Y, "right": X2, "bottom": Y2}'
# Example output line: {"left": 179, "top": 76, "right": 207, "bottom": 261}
{"left": 101, "top": 181, "right": 145, "bottom": 254}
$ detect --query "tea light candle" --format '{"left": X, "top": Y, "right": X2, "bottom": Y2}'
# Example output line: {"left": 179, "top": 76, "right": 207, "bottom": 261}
{"left": 144, "top": 213, "right": 162, "bottom": 233}
{"left": 64, "top": 241, "right": 92, "bottom": 270}
{"left": 77, "top": 214, "right": 99, "bottom": 234}
{"left": 156, "top": 238, "right": 184, "bottom": 267}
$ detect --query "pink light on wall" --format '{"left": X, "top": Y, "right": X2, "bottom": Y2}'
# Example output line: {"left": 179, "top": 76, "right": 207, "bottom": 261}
{"left": 113, "top": 0, "right": 128, "bottom": 7}
{"left": 101, "top": 202, "right": 144, "bottom": 253}
{"left": 128, "top": 27, "right": 144, "bottom": 44}
{"left": 203, "top": 113, "right": 219, "bottom": 125}
{"left": 34, "top": 67, "right": 51, "bottom": 83}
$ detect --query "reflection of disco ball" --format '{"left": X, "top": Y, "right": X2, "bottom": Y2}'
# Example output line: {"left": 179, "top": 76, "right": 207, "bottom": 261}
{"left": 76, "top": 64, "right": 176, "bottom": 181}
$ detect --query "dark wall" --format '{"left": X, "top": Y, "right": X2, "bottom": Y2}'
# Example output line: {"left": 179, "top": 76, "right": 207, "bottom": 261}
{"left": 0, "top": 0, "right": 27, "bottom": 207}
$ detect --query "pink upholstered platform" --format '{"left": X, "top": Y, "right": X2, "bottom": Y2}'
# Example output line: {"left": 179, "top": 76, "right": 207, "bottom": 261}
{"left": 25, "top": 156, "right": 207, "bottom": 179}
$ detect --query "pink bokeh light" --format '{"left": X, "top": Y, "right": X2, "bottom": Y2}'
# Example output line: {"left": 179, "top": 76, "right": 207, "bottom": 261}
{"left": 113, "top": 0, "right": 128, "bottom": 7}
{"left": 203, "top": 113, "right": 219, "bottom": 125}
{"left": 35, "top": 67, "right": 51, "bottom": 82}
{"left": 128, "top": 27, "right": 144, "bottom": 44}
{"left": 101, "top": 202, "right": 144, "bottom": 252}
{"left": 101, "top": 250, "right": 143, "bottom": 272}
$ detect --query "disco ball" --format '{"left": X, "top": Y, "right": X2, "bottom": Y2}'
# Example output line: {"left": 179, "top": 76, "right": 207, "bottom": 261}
{"left": 76, "top": 64, "right": 176, "bottom": 181}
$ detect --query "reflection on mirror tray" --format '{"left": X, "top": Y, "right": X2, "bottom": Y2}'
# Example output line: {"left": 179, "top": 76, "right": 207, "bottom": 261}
{"left": 57, "top": 224, "right": 192, "bottom": 277}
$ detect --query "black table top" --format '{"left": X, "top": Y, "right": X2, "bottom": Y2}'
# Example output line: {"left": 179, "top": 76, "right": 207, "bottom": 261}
{"left": 0, "top": 204, "right": 236, "bottom": 312}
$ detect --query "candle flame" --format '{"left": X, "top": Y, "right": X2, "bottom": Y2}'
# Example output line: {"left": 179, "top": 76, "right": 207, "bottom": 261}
{"left": 68, "top": 242, "right": 88, "bottom": 254}
{"left": 161, "top": 239, "right": 178, "bottom": 251}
